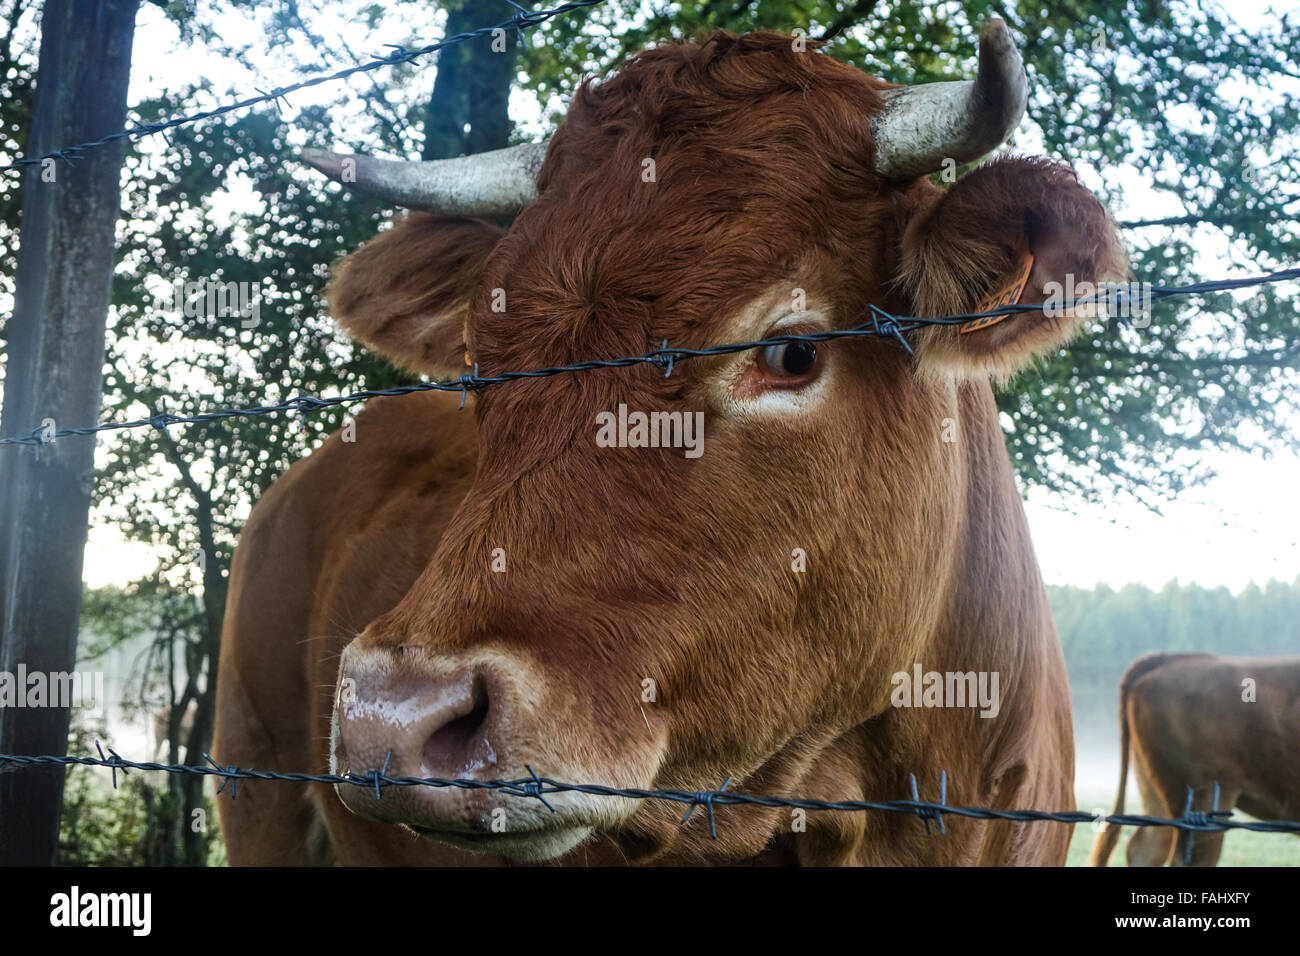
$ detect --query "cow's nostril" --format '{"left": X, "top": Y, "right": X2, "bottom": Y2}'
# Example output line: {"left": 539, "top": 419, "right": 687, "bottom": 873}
{"left": 421, "top": 676, "right": 496, "bottom": 778}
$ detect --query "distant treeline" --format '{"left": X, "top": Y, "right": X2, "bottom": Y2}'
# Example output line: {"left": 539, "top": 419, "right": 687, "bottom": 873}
{"left": 1049, "top": 578, "right": 1300, "bottom": 749}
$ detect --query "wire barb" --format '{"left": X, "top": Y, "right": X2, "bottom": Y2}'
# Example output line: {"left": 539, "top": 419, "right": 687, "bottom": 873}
{"left": 868, "top": 304, "right": 914, "bottom": 355}
{"left": 204, "top": 753, "right": 240, "bottom": 799}
{"left": 149, "top": 397, "right": 180, "bottom": 439}
{"left": 94, "top": 740, "right": 129, "bottom": 790}
{"left": 680, "top": 775, "right": 732, "bottom": 839}
{"left": 365, "top": 751, "right": 393, "bottom": 800}
{"left": 650, "top": 339, "right": 679, "bottom": 378}
{"left": 458, "top": 364, "right": 482, "bottom": 410}
{"left": 1181, "top": 781, "right": 1232, "bottom": 864}
{"left": 909, "top": 770, "right": 948, "bottom": 835}
{"left": 518, "top": 765, "right": 556, "bottom": 812}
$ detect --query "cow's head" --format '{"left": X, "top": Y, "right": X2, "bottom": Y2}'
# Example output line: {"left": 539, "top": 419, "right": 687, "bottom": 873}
{"left": 314, "top": 22, "right": 1124, "bottom": 863}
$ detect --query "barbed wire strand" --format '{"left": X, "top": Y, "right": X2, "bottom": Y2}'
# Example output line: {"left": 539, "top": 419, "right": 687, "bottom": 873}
{"left": 1, "top": 750, "right": 1295, "bottom": 842}
{"left": 2, "top": 267, "right": 1297, "bottom": 451}
{"left": 0, "top": 0, "right": 606, "bottom": 173}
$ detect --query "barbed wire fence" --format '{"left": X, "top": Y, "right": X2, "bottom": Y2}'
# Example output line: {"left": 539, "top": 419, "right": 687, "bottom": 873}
{"left": 2, "top": 748, "right": 1295, "bottom": 864}
{"left": 2, "top": 267, "right": 1298, "bottom": 452}
{"left": 1, "top": 0, "right": 1298, "bottom": 866}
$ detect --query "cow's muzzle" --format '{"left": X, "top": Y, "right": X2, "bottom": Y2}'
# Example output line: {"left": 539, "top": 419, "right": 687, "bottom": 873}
{"left": 330, "top": 644, "right": 596, "bottom": 860}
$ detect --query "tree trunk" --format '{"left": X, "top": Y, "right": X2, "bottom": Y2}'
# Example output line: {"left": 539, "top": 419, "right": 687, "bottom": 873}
{"left": 422, "top": 1, "right": 519, "bottom": 160}
{"left": 161, "top": 439, "right": 226, "bottom": 866}
{"left": 0, "top": 0, "right": 137, "bottom": 866}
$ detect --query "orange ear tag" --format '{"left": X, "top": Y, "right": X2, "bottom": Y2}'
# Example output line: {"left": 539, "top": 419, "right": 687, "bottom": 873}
{"left": 959, "top": 252, "right": 1035, "bottom": 334}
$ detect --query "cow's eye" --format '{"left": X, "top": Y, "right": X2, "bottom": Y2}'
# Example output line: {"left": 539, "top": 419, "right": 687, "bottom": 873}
{"left": 759, "top": 341, "right": 819, "bottom": 381}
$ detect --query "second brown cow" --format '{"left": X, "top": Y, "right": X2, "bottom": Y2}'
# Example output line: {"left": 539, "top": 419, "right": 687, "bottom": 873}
{"left": 1091, "top": 653, "right": 1300, "bottom": 867}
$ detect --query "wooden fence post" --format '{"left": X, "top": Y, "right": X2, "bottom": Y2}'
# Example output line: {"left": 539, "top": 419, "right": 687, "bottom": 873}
{"left": 0, "top": 0, "right": 138, "bottom": 865}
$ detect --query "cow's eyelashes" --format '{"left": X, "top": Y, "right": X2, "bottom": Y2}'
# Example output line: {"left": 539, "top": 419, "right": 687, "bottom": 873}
{"left": 757, "top": 340, "right": 821, "bottom": 385}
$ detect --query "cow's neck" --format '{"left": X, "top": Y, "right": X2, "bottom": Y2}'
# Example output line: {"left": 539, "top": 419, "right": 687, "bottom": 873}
{"left": 757, "top": 381, "right": 1073, "bottom": 865}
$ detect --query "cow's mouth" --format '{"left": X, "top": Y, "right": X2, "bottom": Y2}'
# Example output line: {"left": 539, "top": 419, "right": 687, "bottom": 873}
{"left": 405, "top": 821, "right": 594, "bottom": 862}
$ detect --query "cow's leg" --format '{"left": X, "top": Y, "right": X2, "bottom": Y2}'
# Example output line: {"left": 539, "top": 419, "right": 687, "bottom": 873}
{"left": 1125, "top": 747, "right": 1174, "bottom": 867}
{"left": 213, "top": 666, "right": 324, "bottom": 865}
{"left": 1170, "top": 829, "right": 1226, "bottom": 867}
{"left": 1125, "top": 826, "right": 1173, "bottom": 866}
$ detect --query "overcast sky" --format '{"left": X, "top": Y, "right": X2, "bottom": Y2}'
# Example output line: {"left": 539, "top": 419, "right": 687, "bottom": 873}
{"left": 79, "top": 0, "right": 1300, "bottom": 593}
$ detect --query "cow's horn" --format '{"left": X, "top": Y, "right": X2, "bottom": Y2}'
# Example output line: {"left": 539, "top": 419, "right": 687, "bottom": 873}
{"left": 872, "top": 19, "right": 1027, "bottom": 180}
{"left": 299, "top": 140, "right": 549, "bottom": 217}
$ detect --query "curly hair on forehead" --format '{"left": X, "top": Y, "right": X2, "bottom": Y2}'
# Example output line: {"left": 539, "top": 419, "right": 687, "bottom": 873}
{"left": 536, "top": 30, "right": 887, "bottom": 192}
{"left": 600, "top": 29, "right": 834, "bottom": 97}
{"left": 488, "top": 31, "right": 899, "bottom": 367}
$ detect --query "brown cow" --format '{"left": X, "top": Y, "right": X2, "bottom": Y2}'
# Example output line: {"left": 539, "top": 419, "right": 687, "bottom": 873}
{"left": 214, "top": 23, "right": 1127, "bottom": 865}
{"left": 1090, "top": 653, "right": 1300, "bottom": 867}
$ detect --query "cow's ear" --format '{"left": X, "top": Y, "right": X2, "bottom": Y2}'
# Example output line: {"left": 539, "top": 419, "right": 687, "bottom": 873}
{"left": 895, "top": 156, "right": 1129, "bottom": 382}
{"left": 327, "top": 212, "right": 505, "bottom": 378}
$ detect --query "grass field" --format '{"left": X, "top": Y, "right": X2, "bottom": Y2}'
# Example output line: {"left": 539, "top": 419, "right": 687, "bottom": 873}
{"left": 1066, "top": 792, "right": 1300, "bottom": 866}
